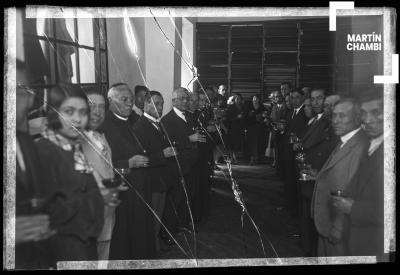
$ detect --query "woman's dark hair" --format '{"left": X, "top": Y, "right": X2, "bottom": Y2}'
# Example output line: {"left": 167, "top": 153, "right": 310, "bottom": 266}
{"left": 46, "top": 84, "right": 89, "bottom": 130}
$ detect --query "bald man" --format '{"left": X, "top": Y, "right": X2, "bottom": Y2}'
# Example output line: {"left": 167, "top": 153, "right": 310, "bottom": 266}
{"left": 159, "top": 88, "right": 205, "bottom": 244}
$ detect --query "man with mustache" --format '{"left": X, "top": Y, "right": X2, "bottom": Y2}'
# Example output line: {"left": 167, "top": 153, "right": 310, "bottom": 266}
{"left": 310, "top": 97, "right": 369, "bottom": 256}
{"left": 333, "top": 90, "right": 387, "bottom": 260}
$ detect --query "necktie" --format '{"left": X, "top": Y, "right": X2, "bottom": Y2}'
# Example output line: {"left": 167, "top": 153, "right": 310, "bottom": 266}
{"left": 292, "top": 109, "right": 296, "bottom": 119}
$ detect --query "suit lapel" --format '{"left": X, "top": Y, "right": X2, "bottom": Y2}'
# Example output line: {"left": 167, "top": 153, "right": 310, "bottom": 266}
{"left": 302, "top": 117, "right": 329, "bottom": 145}
{"left": 302, "top": 117, "right": 320, "bottom": 141}
{"left": 319, "top": 130, "right": 363, "bottom": 173}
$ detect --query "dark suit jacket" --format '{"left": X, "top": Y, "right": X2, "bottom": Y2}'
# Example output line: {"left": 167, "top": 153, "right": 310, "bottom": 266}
{"left": 299, "top": 116, "right": 339, "bottom": 199}
{"left": 312, "top": 129, "right": 369, "bottom": 238}
{"left": 302, "top": 115, "right": 340, "bottom": 171}
{"left": 16, "top": 131, "right": 43, "bottom": 213}
{"left": 283, "top": 105, "right": 308, "bottom": 161}
{"left": 286, "top": 105, "right": 308, "bottom": 138}
{"left": 347, "top": 143, "right": 384, "bottom": 257}
{"left": 133, "top": 115, "right": 171, "bottom": 193}
{"left": 16, "top": 131, "right": 53, "bottom": 269}
{"left": 160, "top": 109, "right": 198, "bottom": 176}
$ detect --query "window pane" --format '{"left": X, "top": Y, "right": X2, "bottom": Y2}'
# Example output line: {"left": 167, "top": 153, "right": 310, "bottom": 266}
{"left": 35, "top": 18, "right": 54, "bottom": 38}
{"left": 57, "top": 44, "right": 77, "bottom": 83}
{"left": 54, "top": 18, "right": 75, "bottom": 43}
{"left": 101, "top": 51, "right": 107, "bottom": 82}
{"left": 79, "top": 48, "right": 96, "bottom": 83}
{"left": 77, "top": 18, "right": 94, "bottom": 47}
{"left": 38, "top": 39, "right": 56, "bottom": 84}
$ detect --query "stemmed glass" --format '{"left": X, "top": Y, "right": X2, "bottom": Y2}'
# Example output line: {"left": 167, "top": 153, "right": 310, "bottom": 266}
{"left": 295, "top": 152, "right": 311, "bottom": 181}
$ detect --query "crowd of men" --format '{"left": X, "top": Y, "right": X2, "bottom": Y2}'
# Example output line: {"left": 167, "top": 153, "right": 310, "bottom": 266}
{"left": 14, "top": 56, "right": 387, "bottom": 269}
{"left": 266, "top": 82, "right": 386, "bottom": 259}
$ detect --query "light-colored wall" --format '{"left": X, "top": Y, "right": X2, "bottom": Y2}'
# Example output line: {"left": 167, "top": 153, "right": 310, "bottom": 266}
{"left": 144, "top": 17, "right": 177, "bottom": 115}
{"left": 106, "top": 17, "right": 146, "bottom": 91}
{"left": 107, "top": 17, "right": 185, "bottom": 116}
{"left": 181, "top": 18, "right": 194, "bottom": 92}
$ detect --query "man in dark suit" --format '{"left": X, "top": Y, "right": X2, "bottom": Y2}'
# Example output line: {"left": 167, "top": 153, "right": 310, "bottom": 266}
{"left": 160, "top": 88, "right": 206, "bottom": 242}
{"left": 186, "top": 91, "right": 216, "bottom": 222}
{"left": 295, "top": 89, "right": 339, "bottom": 256}
{"left": 132, "top": 90, "right": 178, "bottom": 251}
{"left": 132, "top": 85, "right": 149, "bottom": 117}
{"left": 310, "top": 97, "right": 370, "bottom": 256}
{"left": 332, "top": 91, "right": 387, "bottom": 260}
{"left": 282, "top": 88, "right": 308, "bottom": 217}
{"left": 14, "top": 61, "right": 54, "bottom": 269}
{"left": 99, "top": 83, "right": 156, "bottom": 259}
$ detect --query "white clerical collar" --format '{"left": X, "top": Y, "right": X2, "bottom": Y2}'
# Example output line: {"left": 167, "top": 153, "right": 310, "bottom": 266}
{"left": 144, "top": 112, "right": 159, "bottom": 123}
{"left": 173, "top": 107, "right": 186, "bottom": 122}
{"left": 316, "top": 113, "right": 323, "bottom": 120}
{"left": 340, "top": 127, "right": 361, "bottom": 147}
{"left": 112, "top": 112, "right": 129, "bottom": 121}
{"left": 132, "top": 104, "right": 143, "bottom": 116}
{"left": 368, "top": 134, "right": 384, "bottom": 156}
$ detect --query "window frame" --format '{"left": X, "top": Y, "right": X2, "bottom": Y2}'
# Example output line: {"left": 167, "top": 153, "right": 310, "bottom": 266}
{"left": 22, "top": 14, "right": 109, "bottom": 97}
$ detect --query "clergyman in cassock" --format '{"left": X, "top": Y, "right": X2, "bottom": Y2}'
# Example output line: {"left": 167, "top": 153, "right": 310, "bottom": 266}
{"left": 99, "top": 84, "right": 156, "bottom": 259}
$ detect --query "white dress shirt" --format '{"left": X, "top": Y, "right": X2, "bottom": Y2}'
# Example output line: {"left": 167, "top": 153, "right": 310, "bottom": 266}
{"left": 292, "top": 104, "right": 304, "bottom": 118}
{"left": 340, "top": 127, "right": 361, "bottom": 148}
{"left": 132, "top": 104, "right": 143, "bottom": 116}
{"left": 307, "top": 113, "right": 323, "bottom": 125}
{"left": 173, "top": 107, "right": 187, "bottom": 122}
{"left": 368, "top": 134, "right": 384, "bottom": 156}
{"left": 144, "top": 112, "right": 160, "bottom": 131}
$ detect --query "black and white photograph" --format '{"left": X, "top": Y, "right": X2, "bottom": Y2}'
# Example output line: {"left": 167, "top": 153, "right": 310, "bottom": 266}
{"left": 3, "top": 4, "right": 397, "bottom": 270}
